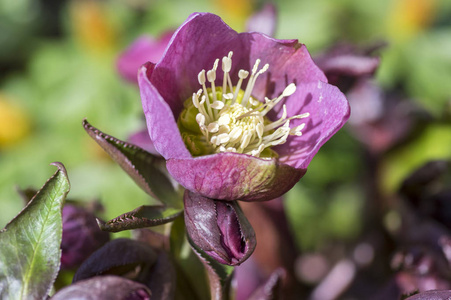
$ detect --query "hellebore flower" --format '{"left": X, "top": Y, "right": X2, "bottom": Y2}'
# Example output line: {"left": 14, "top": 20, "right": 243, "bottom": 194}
{"left": 138, "top": 12, "right": 350, "bottom": 202}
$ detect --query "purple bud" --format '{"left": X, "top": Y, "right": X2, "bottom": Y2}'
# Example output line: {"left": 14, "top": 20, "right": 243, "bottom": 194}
{"left": 184, "top": 190, "right": 256, "bottom": 266}
{"left": 61, "top": 204, "right": 110, "bottom": 269}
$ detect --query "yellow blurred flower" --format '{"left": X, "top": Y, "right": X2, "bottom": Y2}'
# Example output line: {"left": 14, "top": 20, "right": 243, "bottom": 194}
{"left": 70, "top": 0, "right": 116, "bottom": 53}
{"left": 0, "top": 94, "right": 30, "bottom": 148}
{"left": 213, "top": 0, "right": 253, "bottom": 31}
{"left": 387, "top": 0, "right": 437, "bottom": 41}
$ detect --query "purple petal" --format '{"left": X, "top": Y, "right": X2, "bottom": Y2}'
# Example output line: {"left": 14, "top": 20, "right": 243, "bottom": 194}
{"left": 216, "top": 201, "right": 246, "bottom": 262}
{"left": 239, "top": 33, "right": 327, "bottom": 101}
{"left": 149, "top": 13, "right": 326, "bottom": 118}
{"left": 117, "top": 32, "right": 173, "bottom": 83}
{"left": 245, "top": 3, "right": 278, "bottom": 37}
{"left": 138, "top": 62, "right": 191, "bottom": 160}
{"left": 167, "top": 152, "right": 306, "bottom": 202}
{"left": 273, "top": 80, "right": 350, "bottom": 169}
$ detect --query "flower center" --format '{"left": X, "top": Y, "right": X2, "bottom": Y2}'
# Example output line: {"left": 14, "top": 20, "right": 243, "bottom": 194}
{"left": 178, "top": 51, "right": 309, "bottom": 158}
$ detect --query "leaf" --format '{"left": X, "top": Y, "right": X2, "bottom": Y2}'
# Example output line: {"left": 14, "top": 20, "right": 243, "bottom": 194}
{"left": 83, "top": 119, "right": 182, "bottom": 208}
{"left": 73, "top": 238, "right": 158, "bottom": 283}
{"left": 145, "top": 252, "right": 176, "bottom": 300}
{"left": 52, "top": 275, "right": 151, "bottom": 300}
{"left": 0, "top": 162, "right": 71, "bottom": 300}
{"left": 97, "top": 205, "right": 183, "bottom": 233}
{"left": 188, "top": 234, "right": 234, "bottom": 300}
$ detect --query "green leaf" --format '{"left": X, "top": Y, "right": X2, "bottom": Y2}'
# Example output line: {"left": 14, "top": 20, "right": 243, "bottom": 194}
{"left": 0, "top": 162, "right": 71, "bottom": 300}
{"left": 97, "top": 205, "right": 183, "bottom": 233}
{"left": 188, "top": 235, "right": 234, "bottom": 300}
{"left": 83, "top": 119, "right": 183, "bottom": 208}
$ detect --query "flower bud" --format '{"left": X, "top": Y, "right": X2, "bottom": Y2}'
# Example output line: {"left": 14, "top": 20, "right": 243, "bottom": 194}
{"left": 183, "top": 190, "right": 256, "bottom": 266}
{"left": 61, "top": 204, "right": 110, "bottom": 269}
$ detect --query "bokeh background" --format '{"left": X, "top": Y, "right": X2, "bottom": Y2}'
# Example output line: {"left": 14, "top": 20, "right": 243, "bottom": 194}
{"left": 1, "top": 0, "right": 450, "bottom": 275}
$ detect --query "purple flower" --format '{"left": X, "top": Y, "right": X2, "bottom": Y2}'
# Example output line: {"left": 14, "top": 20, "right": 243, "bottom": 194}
{"left": 138, "top": 13, "right": 350, "bottom": 202}
{"left": 117, "top": 32, "right": 174, "bottom": 84}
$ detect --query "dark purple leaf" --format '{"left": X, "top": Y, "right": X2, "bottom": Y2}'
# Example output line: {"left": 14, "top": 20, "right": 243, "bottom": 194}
{"left": 400, "top": 160, "right": 449, "bottom": 199}
{"left": 51, "top": 275, "right": 151, "bottom": 300}
{"left": 145, "top": 252, "right": 176, "bottom": 300}
{"left": 132, "top": 228, "right": 170, "bottom": 252}
{"left": 83, "top": 119, "right": 182, "bottom": 208}
{"left": 73, "top": 238, "right": 157, "bottom": 283}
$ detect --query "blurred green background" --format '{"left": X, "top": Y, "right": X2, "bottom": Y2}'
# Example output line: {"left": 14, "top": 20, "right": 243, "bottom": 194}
{"left": 1, "top": 0, "right": 450, "bottom": 249}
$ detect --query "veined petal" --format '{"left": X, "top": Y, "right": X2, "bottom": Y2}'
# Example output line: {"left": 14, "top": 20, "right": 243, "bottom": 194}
{"left": 138, "top": 62, "right": 191, "bottom": 160}
{"left": 148, "top": 13, "right": 327, "bottom": 118}
{"left": 274, "top": 81, "right": 350, "bottom": 169}
{"left": 167, "top": 152, "right": 306, "bottom": 202}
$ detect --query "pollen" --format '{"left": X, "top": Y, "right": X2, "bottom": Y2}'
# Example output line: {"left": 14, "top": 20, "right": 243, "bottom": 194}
{"left": 178, "top": 51, "right": 309, "bottom": 158}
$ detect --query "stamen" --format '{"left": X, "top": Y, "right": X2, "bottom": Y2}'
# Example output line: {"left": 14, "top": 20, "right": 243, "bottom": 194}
{"left": 208, "top": 59, "right": 219, "bottom": 101}
{"left": 196, "top": 113, "right": 205, "bottom": 126}
{"left": 264, "top": 105, "right": 288, "bottom": 132}
{"left": 217, "top": 133, "right": 230, "bottom": 144}
{"left": 198, "top": 70, "right": 206, "bottom": 85}
{"left": 290, "top": 123, "right": 306, "bottom": 136}
{"left": 242, "top": 60, "right": 262, "bottom": 107}
{"left": 223, "top": 93, "right": 234, "bottom": 101}
{"left": 182, "top": 52, "right": 309, "bottom": 158}
{"left": 229, "top": 127, "right": 243, "bottom": 142}
{"left": 222, "top": 52, "right": 233, "bottom": 94}
{"left": 218, "top": 114, "right": 231, "bottom": 126}
{"left": 208, "top": 122, "right": 219, "bottom": 133}
{"left": 233, "top": 70, "right": 249, "bottom": 103}
{"left": 239, "top": 132, "right": 252, "bottom": 150}
{"left": 201, "top": 94, "right": 213, "bottom": 121}
{"left": 211, "top": 101, "right": 225, "bottom": 110}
